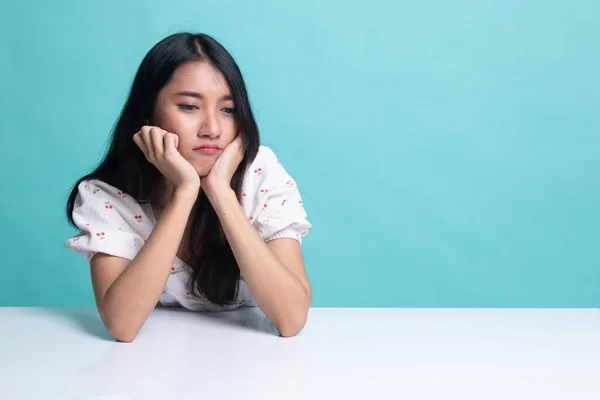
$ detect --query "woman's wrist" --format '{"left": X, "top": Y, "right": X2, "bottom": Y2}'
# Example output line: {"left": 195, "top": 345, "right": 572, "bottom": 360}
{"left": 207, "top": 186, "right": 237, "bottom": 213}
{"left": 171, "top": 184, "right": 200, "bottom": 205}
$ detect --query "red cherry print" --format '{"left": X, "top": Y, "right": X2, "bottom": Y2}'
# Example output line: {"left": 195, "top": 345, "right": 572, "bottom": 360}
{"left": 96, "top": 233, "right": 100, "bottom": 237}
{"left": 258, "top": 168, "right": 262, "bottom": 172}
{"left": 263, "top": 203, "right": 268, "bottom": 208}
{"left": 242, "top": 193, "right": 246, "bottom": 197}
{"left": 186, "top": 292, "right": 190, "bottom": 296}
{"left": 109, "top": 206, "right": 113, "bottom": 209}
{"left": 282, "top": 200, "right": 286, "bottom": 206}
{"left": 249, "top": 216, "right": 253, "bottom": 221}
{"left": 101, "top": 232, "right": 105, "bottom": 236}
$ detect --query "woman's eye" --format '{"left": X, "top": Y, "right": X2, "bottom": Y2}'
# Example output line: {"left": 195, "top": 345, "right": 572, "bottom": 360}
{"left": 222, "top": 107, "right": 236, "bottom": 114}
{"left": 178, "top": 104, "right": 198, "bottom": 111}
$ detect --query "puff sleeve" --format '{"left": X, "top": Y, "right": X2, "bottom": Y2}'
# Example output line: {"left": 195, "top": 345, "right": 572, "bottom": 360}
{"left": 245, "top": 147, "right": 312, "bottom": 243}
{"left": 65, "top": 180, "right": 146, "bottom": 261}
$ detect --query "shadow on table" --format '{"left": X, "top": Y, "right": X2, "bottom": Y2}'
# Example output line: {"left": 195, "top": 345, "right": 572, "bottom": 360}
{"left": 184, "top": 305, "right": 280, "bottom": 336}
{"left": 39, "top": 307, "right": 115, "bottom": 341}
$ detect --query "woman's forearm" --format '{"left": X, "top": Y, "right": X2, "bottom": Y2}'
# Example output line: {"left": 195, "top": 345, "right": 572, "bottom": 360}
{"left": 208, "top": 188, "right": 310, "bottom": 336}
{"left": 101, "top": 187, "right": 197, "bottom": 340}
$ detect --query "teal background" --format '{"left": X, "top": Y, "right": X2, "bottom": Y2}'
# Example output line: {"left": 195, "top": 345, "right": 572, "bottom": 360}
{"left": 1, "top": 0, "right": 598, "bottom": 307}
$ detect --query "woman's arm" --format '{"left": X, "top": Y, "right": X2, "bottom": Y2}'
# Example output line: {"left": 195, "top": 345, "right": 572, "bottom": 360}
{"left": 202, "top": 138, "right": 311, "bottom": 337}
{"left": 91, "top": 187, "right": 197, "bottom": 342}
{"left": 92, "top": 126, "right": 200, "bottom": 342}
{"left": 209, "top": 187, "right": 311, "bottom": 337}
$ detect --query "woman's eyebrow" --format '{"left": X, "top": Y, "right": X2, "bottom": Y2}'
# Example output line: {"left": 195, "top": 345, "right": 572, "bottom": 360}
{"left": 174, "top": 91, "right": 233, "bottom": 101}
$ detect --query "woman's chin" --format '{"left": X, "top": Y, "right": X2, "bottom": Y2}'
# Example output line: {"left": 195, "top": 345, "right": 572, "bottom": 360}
{"left": 191, "top": 162, "right": 214, "bottom": 178}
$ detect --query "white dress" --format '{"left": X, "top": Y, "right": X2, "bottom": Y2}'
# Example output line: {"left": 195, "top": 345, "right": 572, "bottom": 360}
{"left": 65, "top": 146, "right": 311, "bottom": 311}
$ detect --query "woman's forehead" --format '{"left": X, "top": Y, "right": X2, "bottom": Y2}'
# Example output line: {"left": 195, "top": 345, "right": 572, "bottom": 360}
{"left": 166, "top": 61, "right": 232, "bottom": 97}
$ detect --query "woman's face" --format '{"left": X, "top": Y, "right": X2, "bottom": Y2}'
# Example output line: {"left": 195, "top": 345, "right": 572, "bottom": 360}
{"left": 152, "top": 61, "right": 239, "bottom": 177}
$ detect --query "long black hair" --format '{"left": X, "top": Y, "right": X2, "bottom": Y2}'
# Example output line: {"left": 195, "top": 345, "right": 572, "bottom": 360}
{"left": 66, "top": 33, "right": 260, "bottom": 305}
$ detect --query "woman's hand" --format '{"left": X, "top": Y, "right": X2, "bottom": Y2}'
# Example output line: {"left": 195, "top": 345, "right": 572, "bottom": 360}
{"left": 133, "top": 126, "right": 200, "bottom": 195}
{"left": 201, "top": 135, "right": 245, "bottom": 201}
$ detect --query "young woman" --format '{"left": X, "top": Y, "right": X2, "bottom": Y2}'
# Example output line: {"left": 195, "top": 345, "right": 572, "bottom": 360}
{"left": 65, "top": 32, "right": 312, "bottom": 341}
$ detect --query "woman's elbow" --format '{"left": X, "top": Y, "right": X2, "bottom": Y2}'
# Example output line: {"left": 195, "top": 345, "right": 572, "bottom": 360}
{"left": 278, "top": 290, "right": 311, "bottom": 337}
{"left": 103, "top": 315, "right": 140, "bottom": 343}
{"left": 107, "top": 325, "right": 138, "bottom": 343}
{"left": 277, "top": 311, "right": 308, "bottom": 337}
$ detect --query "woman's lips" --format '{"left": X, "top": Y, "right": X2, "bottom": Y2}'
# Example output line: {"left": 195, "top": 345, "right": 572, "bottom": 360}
{"left": 194, "top": 145, "right": 220, "bottom": 154}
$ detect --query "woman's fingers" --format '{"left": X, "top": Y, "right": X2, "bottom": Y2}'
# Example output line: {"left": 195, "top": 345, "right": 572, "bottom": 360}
{"left": 133, "top": 131, "right": 150, "bottom": 161}
{"left": 136, "top": 126, "right": 180, "bottom": 166}
{"left": 163, "top": 133, "right": 177, "bottom": 157}
{"left": 150, "top": 127, "right": 165, "bottom": 160}
{"left": 140, "top": 126, "right": 155, "bottom": 162}
{"left": 134, "top": 126, "right": 199, "bottom": 190}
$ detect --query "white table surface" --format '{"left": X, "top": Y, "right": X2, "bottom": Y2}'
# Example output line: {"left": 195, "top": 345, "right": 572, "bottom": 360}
{"left": 1, "top": 307, "right": 599, "bottom": 399}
